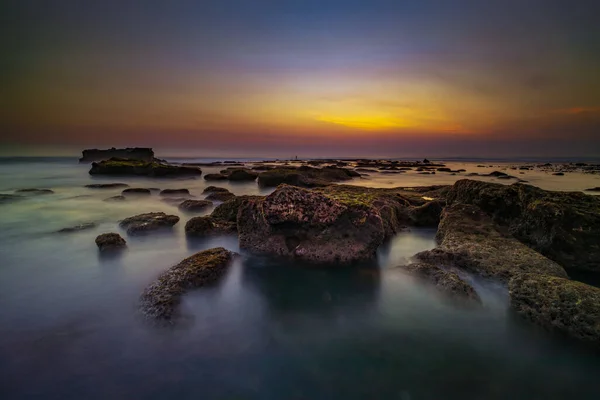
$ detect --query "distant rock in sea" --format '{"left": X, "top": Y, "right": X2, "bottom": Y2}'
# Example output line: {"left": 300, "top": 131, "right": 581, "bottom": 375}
{"left": 79, "top": 147, "right": 154, "bottom": 163}
{"left": 90, "top": 158, "right": 202, "bottom": 177}
{"left": 95, "top": 233, "right": 127, "bottom": 252}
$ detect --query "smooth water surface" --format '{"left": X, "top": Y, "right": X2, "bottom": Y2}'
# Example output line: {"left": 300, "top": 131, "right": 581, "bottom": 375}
{"left": 1, "top": 158, "right": 599, "bottom": 400}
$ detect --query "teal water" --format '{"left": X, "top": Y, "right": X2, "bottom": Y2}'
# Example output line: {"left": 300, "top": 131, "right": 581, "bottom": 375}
{"left": 0, "top": 158, "right": 599, "bottom": 399}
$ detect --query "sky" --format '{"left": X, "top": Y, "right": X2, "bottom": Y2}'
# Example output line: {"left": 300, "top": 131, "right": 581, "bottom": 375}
{"left": 2, "top": 0, "right": 600, "bottom": 158}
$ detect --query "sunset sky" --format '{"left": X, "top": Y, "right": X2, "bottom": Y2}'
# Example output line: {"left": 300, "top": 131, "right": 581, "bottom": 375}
{"left": 2, "top": 0, "right": 600, "bottom": 158}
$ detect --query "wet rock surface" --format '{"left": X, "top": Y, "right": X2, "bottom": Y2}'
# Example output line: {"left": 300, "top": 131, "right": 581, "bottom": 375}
{"left": 139, "top": 248, "right": 236, "bottom": 322}
{"left": 95, "top": 233, "right": 127, "bottom": 252}
{"left": 257, "top": 165, "right": 360, "bottom": 188}
{"left": 446, "top": 179, "right": 600, "bottom": 272}
{"left": 178, "top": 199, "right": 213, "bottom": 212}
{"left": 119, "top": 212, "right": 180, "bottom": 235}
{"left": 509, "top": 273, "right": 600, "bottom": 347}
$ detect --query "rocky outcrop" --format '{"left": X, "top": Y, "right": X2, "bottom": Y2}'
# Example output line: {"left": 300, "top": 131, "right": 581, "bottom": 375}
{"left": 509, "top": 273, "right": 600, "bottom": 348}
{"left": 89, "top": 158, "right": 202, "bottom": 177}
{"left": 119, "top": 212, "right": 180, "bottom": 235}
{"left": 416, "top": 203, "right": 568, "bottom": 281}
{"left": 446, "top": 179, "right": 600, "bottom": 272}
{"left": 178, "top": 199, "right": 213, "bottom": 212}
{"left": 80, "top": 147, "right": 154, "bottom": 163}
{"left": 184, "top": 216, "right": 237, "bottom": 237}
{"left": 398, "top": 263, "right": 481, "bottom": 304}
{"left": 257, "top": 166, "right": 359, "bottom": 188}
{"left": 140, "top": 248, "right": 236, "bottom": 322}
{"left": 210, "top": 195, "right": 263, "bottom": 222}
{"left": 85, "top": 183, "right": 129, "bottom": 189}
{"left": 95, "top": 233, "right": 126, "bottom": 252}
{"left": 15, "top": 188, "right": 54, "bottom": 195}
{"left": 237, "top": 185, "right": 389, "bottom": 264}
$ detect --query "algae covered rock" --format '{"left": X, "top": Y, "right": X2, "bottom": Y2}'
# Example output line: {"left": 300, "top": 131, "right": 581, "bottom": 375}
{"left": 237, "top": 184, "right": 387, "bottom": 264}
{"left": 119, "top": 212, "right": 180, "bottom": 235}
{"left": 509, "top": 273, "right": 600, "bottom": 347}
{"left": 447, "top": 179, "right": 600, "bottom": 272}
{"left": 416, "top": 203, "right": 567, "bottom": 281}
{"left": 398, "top": 263, "right": 481, "bottom": 304}
{"left": 139, "top": 247, "right": 236, "bottom": 321}
{"left": 205, "top": 191, "right": 236, "bottom": 202}
{"left": 184, "top": 216, "right": 237, "bottom": 236}
{"left": 15, "top": 188, "right": 54, "bottom": 195}
{"left": 122, "top": 188, "right": 152, "bottom": 196}
{"left": 95, "top": 233, "right": 127, "bottom": 252}
{"left": 178, "top": 199, "right": 213, "bottom": 212}
{"left": 210, "top": 195, "right": 263, "bottom": 222}
{"left": 257, "top": 165, "right": 359, "bottom": 188}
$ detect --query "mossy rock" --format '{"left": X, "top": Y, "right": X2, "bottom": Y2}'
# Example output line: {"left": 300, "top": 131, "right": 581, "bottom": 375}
{"left": 95, "top": 233, "right": 126, "bottom": 252}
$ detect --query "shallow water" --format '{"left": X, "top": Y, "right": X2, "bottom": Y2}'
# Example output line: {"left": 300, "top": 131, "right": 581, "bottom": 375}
{"left": 1, "top": 158, "right": 599, "bottom": 399}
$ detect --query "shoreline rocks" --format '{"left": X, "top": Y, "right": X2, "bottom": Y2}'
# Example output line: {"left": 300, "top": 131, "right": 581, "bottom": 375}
{"left": 139, "top": 247, "right": 236, "bottom": 322}
{"left": 95, "top": 233, "right": 127, "bottom": 252}
{"left": 119, "top": 212, "right": 180, "bottom": 235}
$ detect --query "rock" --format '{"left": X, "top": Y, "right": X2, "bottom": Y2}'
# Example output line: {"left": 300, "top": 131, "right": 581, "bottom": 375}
{"left": 202, "top": 186, "right": 230, "bottom": 194}
{"left": 57, "top": 222, "right": 97, "bottom": 233}
{"left": 184, "top": 216, "right": 237, "bottom": 236}
{"left": 227, "top": 169, "right": 258, "bottom": 181}
{"left": 104, "top": 195, "right": 126, "bottom": 202}
{"left": 204, "top": 173, "right": 228, "bottom": 181}
{"left": 437, "top": 168, "right": 452, "bottom": 172}
{"left": 398, "top": 263, "right": 481, "bottom": 303}
{"left": 423, "top": 158, "right": 431, "bottom": 164}
{"left": 416, "top": 203, "right": 568, "bottom": 281}
{"left": 122, "top": 188, "right": 152, "bottom": 196}
{"left": 80, "top": 147, "right": 154, "bottom": 163}
{"left": 161, "top": 197, "right": 189, "bottom": 205}
{"left": 139, "top": 248, "right": 236, "bottom": 322}
{"left": 586, "top": 187, "right": 600, "bottom": 192}
{"left": 205, "top": 191, "right": 236, "bottom": 202}
{"left": 15, "top": 188, "right": 54, "bottom": 195}
{"left": 446, "top": 179, "right": 600, "bottom": 273}
{"left": 159, "top": 188, "right": 190, "bottom": 196}
{"left": 210, "top": 195, "right": 263, "bottom": 222}
{"left": 257, "top": 166, "right": 359, "bottom": 188}
{"left": 95, "top": 233, "right": 126, "bottom": 252}
{"left": 509, "top": 273, "right": 600, "bottom": 348}
{"left": 85, "top": 183, "right": 129, "bottom": 189}
{"left": 553, "top": 172, "right": 565, "bottom": 176}
{"left": 237, "top": 185, "right": 389, "bottom": 264}
{"left": 119, "top": 212, "right": 180, "bottom": 235}
{"left": 178, "top": 199, "right": 213, "bottom": 212}
{"left": 0, "top": 194, "right": 24, "bottom": 204}
{"left": 89, "top": 158, "right": 202, "bottom": 177}
{"left": 408, "top": 200, "right": 444, "bottom": 227}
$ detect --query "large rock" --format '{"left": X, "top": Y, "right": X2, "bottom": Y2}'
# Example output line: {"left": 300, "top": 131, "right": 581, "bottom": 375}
{"left": 237, "top": 185, "right": 387, "bottom": 264}
{"left": 398, "top": 263, "right": 481, "bottom": 304}
{"left": 509, "top": 273, "right": 600, "bottom": 347}
{"left": 257, "top": 165, "right": 359, "bottom": 188}
{"left": 140, "top": 248, "right": 236, "bottom": 321}
{"left": 80, "top": 147, "right": 154, "bottom": 163}
{"left": 95, "top": 233, "right": 126, "bottom": 252}
{"left": 416, "top": 203, "right": 568, "bottom": 281}
{"left": 447, "top": 179, "right": 600, "bottom": 272}
{"left": 89, "top": 158, "right": 201, "bottom": 177}
{"left": 210, "top": 195, "right": 263, "bottom": 222}
{"left": 205, "top": 191, "right": 236, "bottom": 202}
{"left": 226, "top": 169, "right": 258, "bottom": 181}
{"left": 119, "top": 212, "right": 180, "bottom": 235}
{"left": 184, "top": 216, "right": 237, "bottom": 237}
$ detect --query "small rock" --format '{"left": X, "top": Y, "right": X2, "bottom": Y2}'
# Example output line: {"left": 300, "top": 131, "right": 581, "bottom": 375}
{"left": 104, "top": 195, "right": 126, "bottom": 202}
{"left": 122, "top": 188, "right": 152, "bottom": 195}
{"left": 15, "top": 188, "right": 54, "bottom": 195}
{"left": 202, "top": 186, "right": 230, "bottom": 194}
{"left": 95, "top": 233, "right": 127, "bottom": 252}
{"left": 553, "top": 172, "right": 565, "bottom": 176}
{"left": 119, "top": 212, "right": 180, "bottom": 235}
{"left": 85, "top": 183, "right": 129, "bottom": 189}
{"left": 185, "top": 216, "right": 237, "bottom": 236}
{"left": 160, "top": 188, "right": 190, "bottom": 196}
{"left": 178, "top": 199, "right": 213, "bottom": 212}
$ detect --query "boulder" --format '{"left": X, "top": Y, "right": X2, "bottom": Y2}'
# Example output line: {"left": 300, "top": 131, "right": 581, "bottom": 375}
{"left": 257, "top": 166, "right": 359, "bottom": 188}
{"left": 89, "top": 158, "right": 201, "bottom": 177}
{"left": 80, "top": 147, "right": 154, "bottom": 163}
{"left": 202, "top": 186, "right": 230, "bottom": 194}
{"left": 159, "top": 188, "right": 190, "bottom": 196}
{"left": 139, "top": 248, "right": 236, "bottom": 322}
{"left": 227, "top": 169, "right": 258, "bottom": 181}
{"left": 85, "top": 183, "right": 129, "bottom": 189}
{"left": 416, "top": 203, "right": 568, "bottom": 281}
{"left": 509, "top": 273, "right": 600, "bottom": 348}
{"left": 122, "top": 188, "right": 152, "bottom": 196}
{"left": 119, "top": 212, "right": 180, "bottom": 235}
{"left": 205, "top": 191, "right": 236, "bottom": 202}
{"left": 398, "top": 263, "right": 481, "bottom": 304}
{"left": 178, "top": 199, "right": 213, "bottom": 212}
{"left": 446, "top": 179, "right": 600, "bottom": 272}
{"left": 210, "top": 195, "right": 263, "bottom": 222}
{"left": 204, "top": 173, "right": 228, "bottom": 181}
{"left": 95, "top": 233, "right": 126, "bottom": 252}
{"left": 237, "top": 185, "right": 388, "bottom": 264}
{"left": 184, "top": 216, "right": 237, "bottom": 236}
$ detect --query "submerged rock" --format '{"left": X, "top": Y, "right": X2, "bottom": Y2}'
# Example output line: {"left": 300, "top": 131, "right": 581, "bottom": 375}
{"left": 89, "top": 158, "right": 201, "bottom": 177}
{"left": 509, "top": 273, "right": 600, "bottom": 348}
{"left": 0, "top": 194, "right": 24, "bottom": 204}
{"left": 178, "top": 199, "right": 213, "bottom": 212}
{"left": 398, "top": 263, "right": 481, "bottom": 304}
{"left": 104, "top": 195, "right": 126, "bottom": 202}
{"left": 585, "top": 187, "right": 600, "bottom": 192}
{"left": 184, "top": 216, "right": 237, "bottom": 236}
{"left": 57, "top": 222, "right": 97, "bottom": 233}
{"left": 204, "top": 173, "right": 228, "bottom": 181}
{"left": 85, "top": 183, "right": 129, "bottom": 189}
{"left": 446, "top": 179, "right": 600, "bottom": 273}
{"left": 139, "top": 248, "right": 236, "bottom": 321}
{"left": 122, "top": 188, "right": 152, "bottom": 196}
{"left": 119, "top": 212, "right": 180, "bottom": 235}
{"left": 95, "top": 233, "right": 127, "bottom": 252}
{"left": 237, "top": 185, "right": 387, "bottom": 264}
{"left": 205, "top": 191, "right": 236, "bottom": 202}
{"left": 15, "top": 188, "right": 54, "bottom": 195}
{"left": 416, "top": 203, "right": 568, "bottom": 281}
